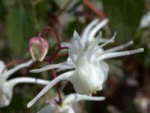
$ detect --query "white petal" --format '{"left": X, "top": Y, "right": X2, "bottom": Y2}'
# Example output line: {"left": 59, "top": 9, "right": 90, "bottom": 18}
{"left": 7, "top": 77, "right": 50, "bottom": 87}
{"left": 98, "top": 48, "right": 144, "bottom": 60}
{"left": 38, "top": 104, "right": 57, "bottom": 113}
{"left": 69, "top": 58, "right": 106, "bottom": 94}
{"left": 140, "top": 11, "right": 150, "bottom": 28}
{"left": 106, "top": 40, "right": 134, "bottom": 52}
{"left": 69, "top": 31, "right": 83, "bottom": 62}
{"left": 81, "top": 19, "right": 99, "bottom": 45}
{"left": 75, "top": 94, "right": 105, "bottom": 102}
{"left": 64, "top": 93, "right": 105, "bottom": 105}
{"left": 0, "top": 83, "right": 13, "bottom": 107}
{"left": 27, "top": 71, "right": 74, "bottom": 108}
{"left": 30, "top": 63, "right": 66, "bottom": 73}
{"left": 0, "top": 61, "right": 6, "bottom": 75}
{"left": 4, "top": 60, "right": 34, "bottom": 79}
{"left": 99, "top": 61, "right": 109, "bottom": 82}
{"left": 88, "top": 19, "right": 108, "bottom": 42}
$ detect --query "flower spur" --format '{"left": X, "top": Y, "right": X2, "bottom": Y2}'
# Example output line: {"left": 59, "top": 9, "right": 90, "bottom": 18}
{"left": 0, "top": 60, "right": 50, "bottom": 107}
{"left": 27, "top": 19, "right": 144, "bottom": 107}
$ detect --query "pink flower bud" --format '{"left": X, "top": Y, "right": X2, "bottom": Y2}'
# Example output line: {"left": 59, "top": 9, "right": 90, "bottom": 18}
{"left": 29, "top": 37, "right": 49, "bottom": 62}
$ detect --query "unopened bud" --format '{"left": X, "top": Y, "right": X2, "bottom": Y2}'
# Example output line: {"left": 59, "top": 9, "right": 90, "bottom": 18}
{"left": 29, "top": 37, "right": 49, "bottom": 62}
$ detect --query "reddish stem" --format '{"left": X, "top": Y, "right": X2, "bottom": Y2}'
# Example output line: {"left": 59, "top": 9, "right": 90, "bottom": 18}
{"left": 52, "top": 69, "right": 62, "bottom": 105}
{"left": 56, "top": 53, "right": 68, "bottom": 58}
{"left": 37, "top": 20, "right": 68, "bottom": 104}
{"left": 47, "top": 47, "right": 67, "bottom": 63}
{"left": 6, "top": 59, "right": 26, "bottom": 68}
{"left": 83, "top": 0, "right": 106, "bottom": 19}
{"left": 39, "top": 26, "right": 61, "bottom": 49}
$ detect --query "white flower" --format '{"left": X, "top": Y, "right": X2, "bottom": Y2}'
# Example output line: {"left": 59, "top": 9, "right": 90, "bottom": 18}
{"left": 140, "top": 11, "right": 150, "bottom": 28}
{"left": 0, "top": 60, "right": 50, "bottom": 107}
{"left": 27, "top": 19, "right": 144, "bottom": 107}
{"left": 38, "top": 93, "right": 105, "bottom": 113}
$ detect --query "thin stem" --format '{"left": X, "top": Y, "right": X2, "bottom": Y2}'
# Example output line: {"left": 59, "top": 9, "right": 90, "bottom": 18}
{"left": 48, "top": 43, "right": 68, "bottom": 63}
{"left": 52, "top": 71, "right": 62, "bottom": 105}
{"left": 6, "top": 59, "right": 24, "bottom": 68}
{"left": 57, "top": 0, "right": 72, "bottom": 16}
{"left": 7, "top": 77, "right": 50, "bottom": 87}
{"left": 99, "top": 32, "right": 116, "bottom": 48}
{"left": 56, "top": 53, "right": 68, "bottom": 58}
{"left": 48, "top": 48, "right": 61, "bottom": 63}
{"left": 27, "top": 71, "right": 74, "bottom": 108}
{"left": 83, "top": 0, "right": 106, "bottom": 19}
{"left": 44, "top": 46, "right": 67, "bottom": 63}
{"left": 39, "top": 26, "right": 61, "bottom": 49}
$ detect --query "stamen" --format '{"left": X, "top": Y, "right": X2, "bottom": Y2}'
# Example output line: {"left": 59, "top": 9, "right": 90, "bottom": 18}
{"left": 99, "top": 32, "right": 117, "bottom": 48}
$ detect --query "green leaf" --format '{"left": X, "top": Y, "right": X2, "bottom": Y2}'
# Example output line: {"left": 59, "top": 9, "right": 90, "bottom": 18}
{"left": 6, "top": 1, "right": 36, "bottom": 57}
{"left": 103, "top": 0, "right": 144, "bottom": 42}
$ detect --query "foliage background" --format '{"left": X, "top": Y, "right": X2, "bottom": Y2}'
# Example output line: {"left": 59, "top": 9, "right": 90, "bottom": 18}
{"left": 0, "top": 0, "right": 149, "bottom": 113}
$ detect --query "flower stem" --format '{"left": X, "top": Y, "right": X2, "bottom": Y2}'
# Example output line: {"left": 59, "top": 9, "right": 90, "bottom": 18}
{"left": 83, "top": 0, "right": 106, "bottom": 19}
{"left": 39, "top": 26, "right": 61, "bottom": 49}
{"left": 52, "top": 71, "right": 62, "bottom": 105}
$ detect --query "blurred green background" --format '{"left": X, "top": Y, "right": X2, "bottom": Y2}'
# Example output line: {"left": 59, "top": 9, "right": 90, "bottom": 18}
{"left": 0, "top": 0, "right": 149, "bottom": 113}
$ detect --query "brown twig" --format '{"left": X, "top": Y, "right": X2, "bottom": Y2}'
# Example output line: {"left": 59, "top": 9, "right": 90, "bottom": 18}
{"left": 6, "top": 59, "right": 26, "bottom": 68}
{"left": 83, "top": 0, "right": 106, "bottom": 19}
{"left": 51, "top": 69, "right": 62, "bottom": 105}
{"left": 38, "top": 26, "right": 61, "bottom": 49}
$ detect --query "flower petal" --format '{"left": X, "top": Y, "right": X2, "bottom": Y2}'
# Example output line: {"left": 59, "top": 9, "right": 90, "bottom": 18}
{"left": 4, "top": 60, "right": 33, "bottom": 79}
{"left": 69, "top": 31, "right": 83, "bottom": 62}
{"left": 98, "top": 48, "right": 144, "bottom": 60}
{"left": 27, "top": 71, "right": 74, "bottom": 108}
